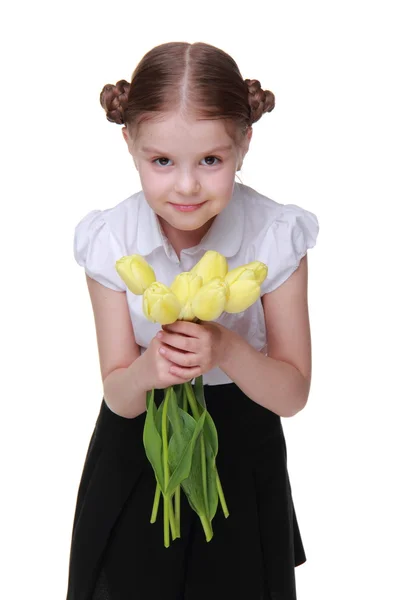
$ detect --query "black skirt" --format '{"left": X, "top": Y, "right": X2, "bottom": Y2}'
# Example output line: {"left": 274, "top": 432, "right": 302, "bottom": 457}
{"left": 66, "top": 383, "right": 306, "bottom": 600}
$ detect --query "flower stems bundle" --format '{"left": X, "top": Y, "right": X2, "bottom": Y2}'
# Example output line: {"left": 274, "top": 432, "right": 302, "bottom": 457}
{"left": 115, "top": 250, "right": 268, "bottom": 547}
{"left": 144, "top": 378, "right": 228, "bottom": 546}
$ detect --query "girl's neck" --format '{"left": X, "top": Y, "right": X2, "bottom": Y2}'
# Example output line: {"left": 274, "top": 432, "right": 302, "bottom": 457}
{"left": 157, "top": 215, "right": 216, "bottom": 258}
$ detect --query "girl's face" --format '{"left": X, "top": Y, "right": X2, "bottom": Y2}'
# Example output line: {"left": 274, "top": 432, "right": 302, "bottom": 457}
{"left": 122, "top": 112, "right": 251, "bottom": 242}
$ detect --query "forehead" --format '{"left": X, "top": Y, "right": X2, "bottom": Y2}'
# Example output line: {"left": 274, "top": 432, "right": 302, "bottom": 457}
{"left": 137, "top": 112, "right": 234, "bottom": 153}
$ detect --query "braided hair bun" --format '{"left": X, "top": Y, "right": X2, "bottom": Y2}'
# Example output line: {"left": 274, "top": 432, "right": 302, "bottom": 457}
{"left": 244, "top": 79, "right": 275, "bottom": 124}
{"left": 99, "top": 79, "right": 131, "bottom": 124}
{"left": 99, "top": 76, "right": 274, "bottom": 127}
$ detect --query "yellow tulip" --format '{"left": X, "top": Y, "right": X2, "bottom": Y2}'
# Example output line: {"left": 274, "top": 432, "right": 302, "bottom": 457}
{"left": 143, "top": 282, "right": 182, "bottom": 325}
{"left": 115, "top": 254, "right": 156, "bottom": 295}
{"left": 243, "top": 261, "right": 268, "bottom": 285}
{"left": 223, "top": 261, "right": 267, "bottom": 312}
{"left": 191, "top": 277, "right": 229, "bottom": 321}
{"left": 225, "top": 279, "right": 261, "bottom": 313}
{"left": 190, "top": 250, "right": 228, "bottom": 285}
{"left": 225, "top": 266, "right": 256, "bottom": 286}
{"left": 170, "top": 271, "right": 203, "bottom": 321}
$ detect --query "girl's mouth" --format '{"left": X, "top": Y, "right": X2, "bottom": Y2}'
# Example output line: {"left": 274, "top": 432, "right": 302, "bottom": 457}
{"left": 169, "top": 201, "right": 207, "bottom": 212}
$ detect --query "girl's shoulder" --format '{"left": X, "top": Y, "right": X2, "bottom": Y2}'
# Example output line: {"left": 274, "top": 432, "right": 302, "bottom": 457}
{"left": 236, "top": 182, "right": 318, "bottom": 235}
{"left": 73, "top": 190, "right": 145, "bottom": 291}
{"left": 236, "top": 183, "right": 319, "bottom": 294}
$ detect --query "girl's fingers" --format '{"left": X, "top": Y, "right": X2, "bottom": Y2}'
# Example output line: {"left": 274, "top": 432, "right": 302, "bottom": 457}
{"left": 157, "top": 331, "right": 197, "bottom": 353}
{"left": 162, "top": 321, "right": 202, "bottom": 338}
{"left": 169, "top": 364, "right": 202, "bottom": 380}
{"left": 159, "top": 344, "right": 199, "bottom": 367}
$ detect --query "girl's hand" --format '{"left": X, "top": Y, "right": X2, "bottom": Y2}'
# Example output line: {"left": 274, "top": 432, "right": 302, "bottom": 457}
{"left": 156, "top": 320, "right": 230, "bottom": 381}
{"left": 140, "top": 334, "right": 193, "bottom": 390}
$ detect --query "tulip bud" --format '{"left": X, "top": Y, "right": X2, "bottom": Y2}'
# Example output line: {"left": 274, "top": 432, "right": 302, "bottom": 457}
{"left": 191, "top": 277, "right": 229, "bottom": 321}
{"left": 225, "top": 279, "right": 261, "bottom": 313}
{"left": 143, "top": 282, "right": 182, "bottom": 325}
{"left": 242, "top": 261, "right": 268, "bottom": 285}
{"left": 190, "top": 250, "right": 228, "bottom": 285}
{"left": 115, "top": 255, "right": 156, "bottom": 295}
{"left": 170, "top": 271, "right": 203, "bottom": 321}
{"left": 225, "top": 266, "right": 256, "bottom": 286}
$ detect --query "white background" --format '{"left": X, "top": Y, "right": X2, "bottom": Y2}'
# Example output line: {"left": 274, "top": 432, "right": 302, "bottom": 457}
{"left": 2, "top": 1, "right": 399, "bottom": 598}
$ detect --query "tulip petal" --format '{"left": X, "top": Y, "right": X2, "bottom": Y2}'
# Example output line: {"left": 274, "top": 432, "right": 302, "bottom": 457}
{"left": 225, "top": 266, "right": 256, "bottom": 286}
{"left": 244, "top": 261, "right": 268, "bottom": 285}
{"left": 170, "top": 272, "right": 202, "bottom": 308}
{"left": 191, "top": 277, "right": 229, "bottom": 321}
{"left": 143, "top": 282, "right": 182, "bottom": 324}
{"left": 115, "top": 254, "right": 156, "bottom": 295}
{"left": 191, "top": 251, "right": 228, "bottom": 285}
{"left": 170, "top": 274, "right": 190, "bottom": 306}
{"left": 224, "top": 280, "right": 261, "bottom": 313}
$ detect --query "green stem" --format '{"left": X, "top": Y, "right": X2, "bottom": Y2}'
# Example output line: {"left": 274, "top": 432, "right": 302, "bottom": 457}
{"left": 150, "top": 482, "right": 161, "bottom": 523}
{"left": 162, "top": 388, "right": 171, "bottom": 547}
{"left": 200, "top": 435, "right": 208, "bottom": 517}
{"left": 216, "top": 470, "right": 229, "bottom": 517}
{"left": 163, "top": 387, "right": 178, "bottom": 545}
{"left": 169, "top": 497, "right": 178, "bottom": 540}
{"left": 174, "top": 486, "right": 181, "bottom": 537}
{"left": 184, "top": 381, "right": 200, "bottom": 419}
{"left": 163, "top": 497, "right": 169, "bottom": 548}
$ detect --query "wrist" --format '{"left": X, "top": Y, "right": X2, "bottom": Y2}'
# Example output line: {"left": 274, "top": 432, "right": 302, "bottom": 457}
{"left": 128, "top": 353, "right": 150, "bottom": 394}
{"left": 103, "top": 355, "right": 148, "bottom": 419}
{"left": 219, "top": 326, "right": 241, "bottom": 372}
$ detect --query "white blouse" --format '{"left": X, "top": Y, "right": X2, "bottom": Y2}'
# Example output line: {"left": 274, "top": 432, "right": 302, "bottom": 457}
{"left": 73, "top": 182, "right": 319, "bottom": 386}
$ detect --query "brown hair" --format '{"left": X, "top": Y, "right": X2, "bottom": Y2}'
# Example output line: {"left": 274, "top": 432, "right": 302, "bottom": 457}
{"left": 99, "top": 42, "right": 275, "bottom": 145}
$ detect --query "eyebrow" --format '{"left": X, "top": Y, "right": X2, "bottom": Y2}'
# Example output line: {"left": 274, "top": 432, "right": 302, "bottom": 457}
{"left": 140, "top": 144, "right": 233, "bottom": 154}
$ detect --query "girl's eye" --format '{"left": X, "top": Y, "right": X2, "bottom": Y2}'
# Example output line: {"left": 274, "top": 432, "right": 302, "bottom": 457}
{"left": 152, "top": 156, "right": 221, "bottom": 167}
{"left": 153, "top": 157, "right": 172, "bottom": 167}
{"left": 201, "top": 156, "right": 220, "bottom": 166}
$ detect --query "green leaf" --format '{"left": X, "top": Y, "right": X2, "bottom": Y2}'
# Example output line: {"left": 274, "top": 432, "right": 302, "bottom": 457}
{"left": 192, "top": 378, "right": 219, "bottom": 457}
{"left": 155, "top": 398, "right": 164, "bottom": 435}
{"left": 194, "top": 376, "right": 206, "bottom": 409}
{"left": 143, "top": 389, "right": 165, "bottom": 492}
{"left": 173, "top": 384, "right": 184, "bottom": 408}
{"left": 181, "top": 434, "right": 208, "bottom": 517}
{"left": 146, "top": 389, "right": 152, "bottom": 411}
{"left": 204, "top": 432, "right": 219, "bottom": 520}
{"left": 166, "top": 409, "right": 206, "bottom": 496}
{"left": 203, "top": 411, "right": 219, "bottom": 458}
{"left": 180, "top": 430, "right": 218, "bottom": 523}
{"left": 156, "top": 393, "right": 172, "bottom": 440}
{"left": 192, "top": 378, "right": 220, "bottom": 520}
{"left": 168, "top": 386, "right": 183, "bottom": 436}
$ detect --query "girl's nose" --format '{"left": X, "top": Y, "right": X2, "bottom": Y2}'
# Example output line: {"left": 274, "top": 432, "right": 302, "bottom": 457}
{"left": 174, "top": 171, "right": 201, "bottom": 196}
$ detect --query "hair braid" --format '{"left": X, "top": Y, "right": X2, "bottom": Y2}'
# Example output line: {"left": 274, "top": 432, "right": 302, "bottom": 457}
{"left": 99, "top": 79, "right": 131, "bottom": 124}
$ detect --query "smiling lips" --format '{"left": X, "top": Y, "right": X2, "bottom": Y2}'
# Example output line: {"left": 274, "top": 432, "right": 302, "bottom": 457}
{"left": 169, "top": 201, "right": 207, "bottom": 212}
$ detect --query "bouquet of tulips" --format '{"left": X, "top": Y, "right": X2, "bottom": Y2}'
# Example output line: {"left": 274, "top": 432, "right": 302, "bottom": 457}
{"left": 115, "top": 251, "right": 268, "bottom": 547}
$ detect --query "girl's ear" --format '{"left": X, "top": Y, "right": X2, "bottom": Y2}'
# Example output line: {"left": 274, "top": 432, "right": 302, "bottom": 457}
{"left": 237, "top": 127, "right": 253, "bottom": 170}
{"left": 122, "top": 126, "right": 129, "bottom": 145}
{"left": 245, "top": 126, "right": 253, "bottom": 150}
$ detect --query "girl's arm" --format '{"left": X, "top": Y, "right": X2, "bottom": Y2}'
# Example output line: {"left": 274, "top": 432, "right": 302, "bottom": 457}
{"left": 85, "top": 274, "right": 147, "bottom": 418}
{"left": 219, "top": 255, "right": 312, "bottom": 418}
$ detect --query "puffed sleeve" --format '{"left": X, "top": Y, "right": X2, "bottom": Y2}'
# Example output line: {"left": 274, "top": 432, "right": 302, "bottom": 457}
{"left": 73, "top": 209, "right": 126, "bottom": 292}
{"left": 259, "top": 204, "right": 319, "bottom": 295}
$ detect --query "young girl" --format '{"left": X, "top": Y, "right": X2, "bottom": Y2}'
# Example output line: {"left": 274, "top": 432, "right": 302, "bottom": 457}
{"left": 66, "top": 41, "right": 319, "bottom": 600}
